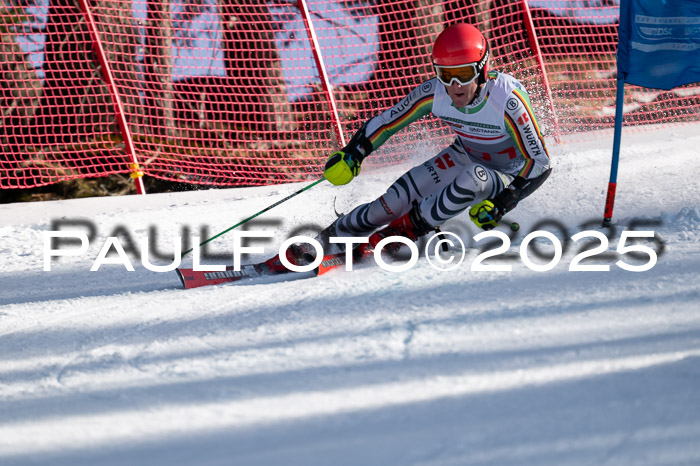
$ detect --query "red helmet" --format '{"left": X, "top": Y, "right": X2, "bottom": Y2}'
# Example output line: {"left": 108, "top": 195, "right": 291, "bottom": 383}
{"left": 432, "top": 24, "right": 490, "bottom": 84}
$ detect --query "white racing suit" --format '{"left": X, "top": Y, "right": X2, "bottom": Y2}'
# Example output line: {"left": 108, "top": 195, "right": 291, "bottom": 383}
{"left": 334, "top": 71, "right": 551, "bottom": 241}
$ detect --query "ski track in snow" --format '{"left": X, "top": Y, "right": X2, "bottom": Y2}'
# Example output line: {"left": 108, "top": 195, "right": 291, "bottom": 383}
{"left": 1, "top": 124, "right": 699, "bottom": 465}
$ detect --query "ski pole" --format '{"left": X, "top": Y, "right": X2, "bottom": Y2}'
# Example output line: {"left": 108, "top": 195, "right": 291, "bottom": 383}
{"left": 180, "top": 177, "right": 326, "bottom": 259}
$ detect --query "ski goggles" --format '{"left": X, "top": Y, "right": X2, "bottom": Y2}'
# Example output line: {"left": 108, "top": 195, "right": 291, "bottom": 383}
{"left": 434, "top": 63, "right": 479, "bottom": 86}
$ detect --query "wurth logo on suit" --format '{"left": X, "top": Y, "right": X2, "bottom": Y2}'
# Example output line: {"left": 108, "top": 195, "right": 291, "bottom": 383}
{"left": 521, "top": 124, "right": 544, "bottom": 158}
{"left": 424, "top": 160, "right": 442, "bottom": 184}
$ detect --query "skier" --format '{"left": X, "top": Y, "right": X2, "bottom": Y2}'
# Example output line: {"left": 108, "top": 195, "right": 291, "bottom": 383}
{"left": 179, "top": 23, "right": 554, "bottom": 287}
{"left": 276, "top": 22, "right": 552, "bottom": 269}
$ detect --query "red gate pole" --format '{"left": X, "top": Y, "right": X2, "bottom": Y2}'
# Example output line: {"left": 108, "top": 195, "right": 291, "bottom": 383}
{"left": 78, "top": 0, "right": 146, "bottom": 194}
{"left": 520, "top": 0, "right": 561, "bottom": 143}
{"left": 297, "top": 0, "right": 347, "bottom": 147}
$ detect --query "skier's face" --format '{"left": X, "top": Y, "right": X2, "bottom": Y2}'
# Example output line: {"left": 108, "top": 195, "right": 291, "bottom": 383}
{"left": 446, "top": 80, "right": 478, "bottom": 108}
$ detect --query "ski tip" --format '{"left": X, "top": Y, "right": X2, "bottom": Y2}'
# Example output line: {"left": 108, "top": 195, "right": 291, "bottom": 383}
{"left": 176, "top": 268, "right": 187, "bottom": 289}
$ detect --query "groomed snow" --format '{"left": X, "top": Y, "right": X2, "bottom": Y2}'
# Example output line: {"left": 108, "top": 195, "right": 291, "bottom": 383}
{"left": 1, "top": 123, "right": 699, "bottom": 465}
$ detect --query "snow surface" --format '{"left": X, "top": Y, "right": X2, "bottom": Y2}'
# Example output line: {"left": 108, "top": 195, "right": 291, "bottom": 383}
{"left": 1, "top": 123, "right": 699, "bottom": 466}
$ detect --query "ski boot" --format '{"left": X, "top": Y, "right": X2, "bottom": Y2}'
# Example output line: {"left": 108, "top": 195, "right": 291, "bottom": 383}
{"left": 354, "top": 202, "right": 433, "bottom": 260}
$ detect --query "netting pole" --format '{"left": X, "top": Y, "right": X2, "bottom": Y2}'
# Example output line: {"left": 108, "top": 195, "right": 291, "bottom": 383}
{"left": 519, "top": 0, "right": 561, "bottom": 143}
{"left": 297, "top": 0, "right": 347, "bottom": 147}
{"left": 78, "top": 0, "right": 146, "bottom": 195}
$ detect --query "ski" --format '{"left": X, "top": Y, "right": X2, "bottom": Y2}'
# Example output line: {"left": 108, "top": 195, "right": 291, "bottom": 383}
{"left": 177, "top": 263, "right": 268, "bottom": 289}
{"left": 176, "top": 251, "right": 351, "bottom": 289}
{"left": 316, "top": 252, "right": 349, "bottom": 276}
{"left": 177, "top": 221, "right": 520, "bottom": 289}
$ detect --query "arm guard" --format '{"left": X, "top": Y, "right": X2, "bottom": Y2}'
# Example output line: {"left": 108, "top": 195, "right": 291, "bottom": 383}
{"left": 343, "top": 121, "right": 373, "bottom": 161}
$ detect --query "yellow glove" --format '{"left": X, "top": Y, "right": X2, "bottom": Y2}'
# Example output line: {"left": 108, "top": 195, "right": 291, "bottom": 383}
{"left": 324, "top": 121, "right": 374, "bottom": 185}
{"left": 324, "top": 150, "right": 362, "bottom": 186}
{"left": 469, "top": 199, "right": 503, "bottom": 230}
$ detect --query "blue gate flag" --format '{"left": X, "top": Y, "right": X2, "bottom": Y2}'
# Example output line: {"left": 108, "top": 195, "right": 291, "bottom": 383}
{"left": 617, "top": 0, "right": 700, "bottom": 90}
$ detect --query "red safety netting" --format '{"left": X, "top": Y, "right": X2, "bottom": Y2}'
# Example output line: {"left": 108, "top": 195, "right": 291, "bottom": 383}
{"left": 1, "top": 1, "right": 131, "bottom": 189}
{"left": 528, "top": 1, "right": 700, "bottom": 134}
{"left": 1, "top": 0, "right": 698, "bottom": 190}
